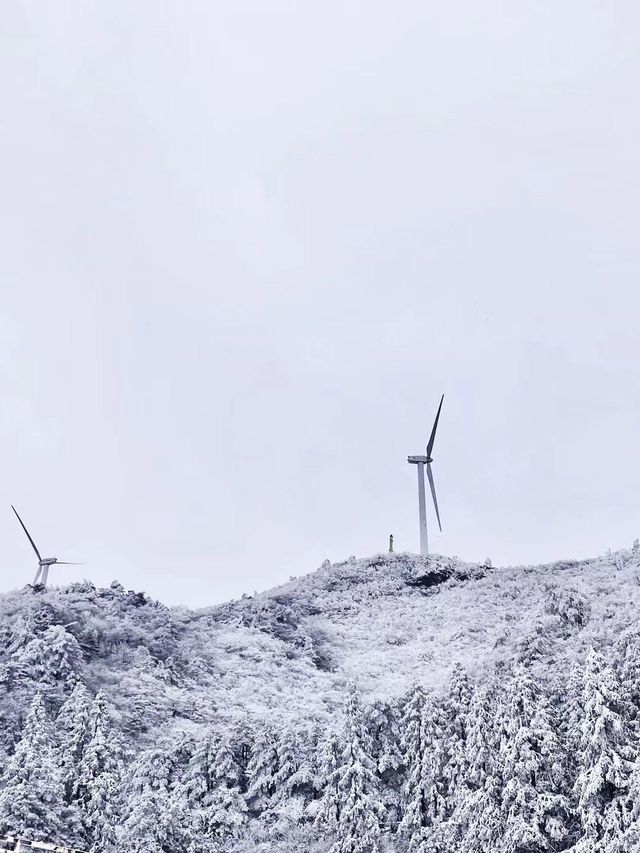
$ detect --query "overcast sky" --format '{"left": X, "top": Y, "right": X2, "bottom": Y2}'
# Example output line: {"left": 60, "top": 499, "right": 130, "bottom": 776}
{"left": 1, "top": 1, "right": 639, "bottom": 607}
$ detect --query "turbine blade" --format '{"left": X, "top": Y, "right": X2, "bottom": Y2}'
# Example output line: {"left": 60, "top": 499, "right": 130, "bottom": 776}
{"left": 11, "top": 505, "right": 42, "bottom": 561}
{"left": 33, "top": 566, "right": 42, "bottom": 586}
{"left": 55, "top": 562, "right": 84, "bottom": 565}
{"left": 426, "top": 463, "right": 442, "bottom": 532}
{"left": 426, "top": 394, "right": 444, "bottom": 457}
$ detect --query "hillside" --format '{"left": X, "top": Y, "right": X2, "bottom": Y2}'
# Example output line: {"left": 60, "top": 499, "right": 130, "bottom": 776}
{"left": 2, "top": 544, "right": 640, "bottom": 852}
{"left": 3, "top": 547, "right": 636, "bottom": 735}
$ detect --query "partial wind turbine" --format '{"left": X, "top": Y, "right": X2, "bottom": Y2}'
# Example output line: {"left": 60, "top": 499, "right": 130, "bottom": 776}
{"left": 11, "top": 505, "right": 83, "bottom": 588}
{"left": 408, "top": 395, "right": 444, "bottom": 556}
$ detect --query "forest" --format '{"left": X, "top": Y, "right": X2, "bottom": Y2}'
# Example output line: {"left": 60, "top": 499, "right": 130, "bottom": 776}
{"left": 1, "top": 548, "right": 640, "bottom": 852}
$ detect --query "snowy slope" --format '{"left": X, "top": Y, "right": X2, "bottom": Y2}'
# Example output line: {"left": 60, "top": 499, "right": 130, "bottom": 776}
{"left": 0, "top": 544, "right": 635, "bottom": 752}
{"left": 4, "top": 545, "right": 636, "bottom": 738}
{"left": 197, "top": 546, "right": 640, "bottom": 720}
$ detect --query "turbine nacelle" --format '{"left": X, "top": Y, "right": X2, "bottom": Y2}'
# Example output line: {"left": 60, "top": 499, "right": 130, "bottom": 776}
{"left": 407, "top": 455, "right": 432, "bottom": 464}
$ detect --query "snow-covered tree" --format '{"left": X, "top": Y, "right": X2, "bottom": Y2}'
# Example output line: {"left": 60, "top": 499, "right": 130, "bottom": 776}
{"left": 120, "top": 748, "right": 183, "bottom": 853}
{"left": 271, "top": 723, "right": 318, "bottom": 823}
{"left": 400, "top": 683, "right": 426, "bottom": 762}
{"left": 330, "top": 686, "right": 384, "bottom": 853}
{"left": 398, "top": 683, "right": 427, "bottom": 845}
{"left": 441, "top": 664, "right": 472, "bottom": 816}
{"left": 315, "top": 730, "right": 343, "bottom": 830}
{"left": 206, "top": 734, "right": 247, "bottom": 839}
{"left": 285, "top": 723, "right": 321, "bottom": 805}
{"left": 445, "top": 676, "right": 503, "bottom": 853}
{"left": 618, "top": 755, "right": 640, "bottom": 851}
{"left": 496, "top": 662, "right": 570, "bottom": 852}
{"left": 85, "top": 765, "right": 121, "bottom": 853}
{"left": 245, "top": 722, "right": 280, "bottom": 815}
{"left": 14, "top": 625, "right": 84, "bottom": 688}
{"left": 273, "top": 724, "right": 302, "bottom": 796}
{"left": 0, "top": 693, "right": 65, "bottom": 842}
{"left": 175, "top": 729, "right": 246, "bottom": 846}
{"left": 55, "top": 680, "right": 92, "bottom": 802}
{"left": 618, "top": 632, "right": 640, "bottom": 712}
{"left": 399, "top": 695, "right": 448, "bottom": 852}
{"left": 72, "top": 691, "right": 123, "bottom": 852}
{"left": 367, "top": 698, "right": 403, "bottom": 827}
{"left": 565, "top": 658, "right": 586, "bottom": 750}
{"left": 572, "top": 648, "right": 635, "bottom": 851}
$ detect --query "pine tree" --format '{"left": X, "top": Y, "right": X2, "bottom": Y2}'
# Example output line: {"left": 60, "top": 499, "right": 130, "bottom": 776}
{"left": 273, "top": 724, "right": 301, "bottom": 798}
{"left": 272, "top": 723, "right": 318, "bottom": 821}
{"left": 176, "top": 729, "right": 246, "bottom": 845}
{"left": 446, "top": 675, "right": 503, "bottom": 853}
{"left": 565, "top": 658, "right": 585, "bottom": 752}
{"left": 572, "top": 648, "right": 635, "bottom": 852}
{"left": 496, "top": 662, "right": 570, "bottom": 853}
{"left": 245, "top": 722, "right": 280, "bottom": 815}
{"left": 618, "top": 632, "right": 640, "bottom": 712}
{"left": 398, "top": 683, "right": 427, "bottom": 847}
{"left": 440, "top": 664, "right": 472, "bottom": 817}
{"left": 73, "top": 691, "right": 123, "bottom": 853}
{"left": 286, "top": 723, "right": 320, "bottom": 805}
{"left": 55, "top": 681, "right": 92, "bottom": 802}
{"left": 14, "top": 625, "right": 84, "bottom": 687}
{"left": 207, "top": 734, "right": 247, "bottom": 839}
{"left": 231, "top": 716, "right": 253, "bottom": 792}
{"left": 367, "top": 698, "right": 403, "bottom": 828}
{"left": 85, "top": 767, "right": 121, "bottom": 853}
{"left": 331, "top": 686, "right": 384, "bottom": 853}
{"left": 400, "top": 683, "right": 427, "bottom": 773}
{"left": 399, "top": 696, "right": 448, "bottom": 852}
{"left": 0, "top": 662, "right": 20, "bottom": 759}
{"left": 0, "top": 693, "right": 65, "bottom": 842}
{"left": 120, "top": 748, "right": 179, "bottom": 853}
{"left": 619, "top": 755, "right": 640, "bottom": 851}
{"left": 315, "top": 730, "right": 343, "bottom": 830}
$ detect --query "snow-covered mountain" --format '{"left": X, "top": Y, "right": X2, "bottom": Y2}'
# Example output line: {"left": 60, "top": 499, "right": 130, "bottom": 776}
{"left": 2, "top": 544, "right": 640, "bottom": 852}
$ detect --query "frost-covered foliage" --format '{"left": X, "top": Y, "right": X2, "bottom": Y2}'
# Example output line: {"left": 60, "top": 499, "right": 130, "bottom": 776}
{"left": 2, "top": 548, "right": 640, "bottom": 850}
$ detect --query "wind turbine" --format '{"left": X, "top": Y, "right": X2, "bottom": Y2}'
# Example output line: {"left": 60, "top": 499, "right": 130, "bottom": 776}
{"left": 408, "top": 394, "right": 444, "bottom": 556}
{"left": 11, "top": 505, "right": 83, "bottom": 588}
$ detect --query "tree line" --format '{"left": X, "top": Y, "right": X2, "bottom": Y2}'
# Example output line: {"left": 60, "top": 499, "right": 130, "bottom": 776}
{"left": 3, "top": 643, "right": 640, "bottom": 852}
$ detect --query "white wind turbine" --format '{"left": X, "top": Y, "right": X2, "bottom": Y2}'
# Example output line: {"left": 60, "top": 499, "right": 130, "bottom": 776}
{"left": 407, "top": 395, "right": 444, "bottom": 556}
{"left": 11, "top": 505, "right": 83, "bottom": 588}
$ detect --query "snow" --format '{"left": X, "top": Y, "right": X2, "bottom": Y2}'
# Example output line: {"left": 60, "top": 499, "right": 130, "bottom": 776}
{"left": 2, "top": 543, "right": 640, "bottom": 850}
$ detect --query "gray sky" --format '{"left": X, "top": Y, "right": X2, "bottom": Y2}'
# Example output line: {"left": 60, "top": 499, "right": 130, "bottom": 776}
{"left": 1, "top": 1, "right": 639, "bottom": 607}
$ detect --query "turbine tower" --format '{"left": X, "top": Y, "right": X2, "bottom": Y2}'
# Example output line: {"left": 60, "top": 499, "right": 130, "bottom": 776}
{"left": 408, "top": 394, "right": 444, "bottom": 556}
{"left": 11, "top": 505, "right": 83, "bottom": 588}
